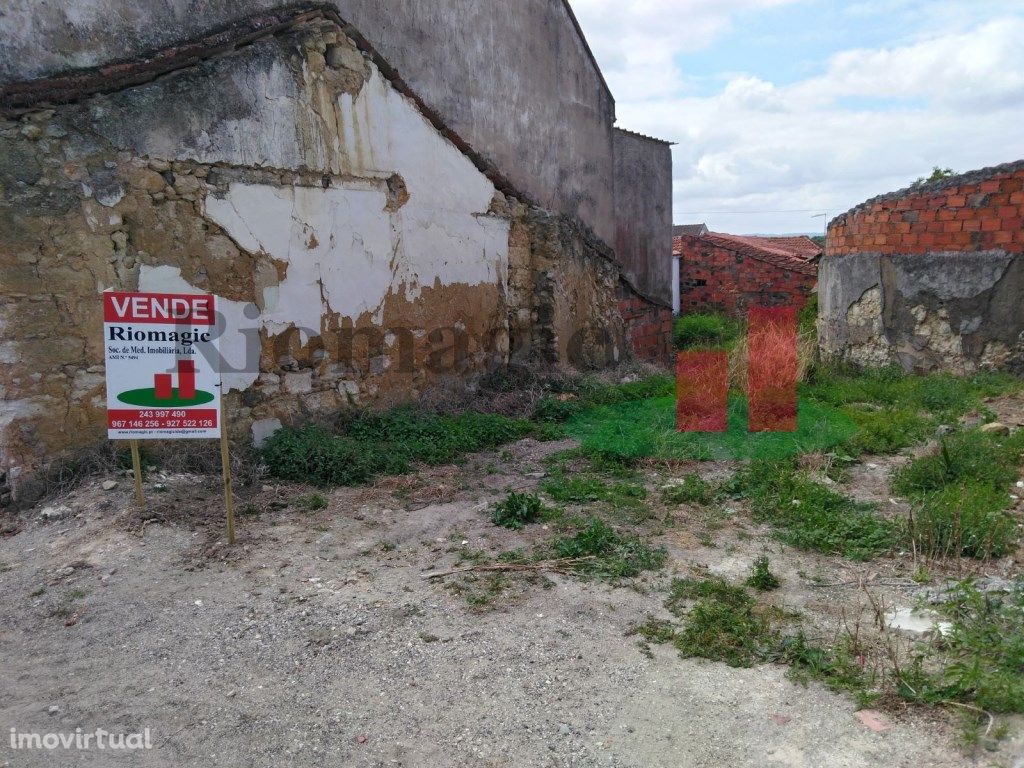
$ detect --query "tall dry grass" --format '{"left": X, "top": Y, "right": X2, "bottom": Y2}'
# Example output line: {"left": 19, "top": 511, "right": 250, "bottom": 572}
{"left": 727, "top": 330, "right": 818, "bottom": 393}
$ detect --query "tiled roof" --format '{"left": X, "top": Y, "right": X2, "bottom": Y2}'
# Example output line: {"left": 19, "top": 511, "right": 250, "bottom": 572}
{"left": 673, "top": 231, "right": 818, "bottom": 276}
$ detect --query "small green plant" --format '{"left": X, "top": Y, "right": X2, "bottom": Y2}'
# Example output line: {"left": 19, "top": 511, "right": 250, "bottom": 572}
{"left": 491, "top": 492, "right": 546, "bottom": 530}
{"left": 551, "top": 517, "right": 666, "bottom": 578}
{"left": 661, "top": 475, "right": 717, "bottom": 505}
{"left": 673, "top": 313, "right": 739, "bottom": 351}
{"left": 746, "top": 556, "right": 781, "bottom": 591}
{"left": 533, "top": 396, "right": 583, "bottom": 423}
{"left": 294, "top": 493, "right": 328, "bottom": 511}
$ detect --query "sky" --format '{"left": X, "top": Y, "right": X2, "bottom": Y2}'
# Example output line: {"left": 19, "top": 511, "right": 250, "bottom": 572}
{"left": 569, "top": 0, "right": 1024, "bottom": 234}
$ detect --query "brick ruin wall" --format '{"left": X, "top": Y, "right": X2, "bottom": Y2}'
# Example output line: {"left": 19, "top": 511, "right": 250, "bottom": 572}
{"left": 821, "top": 160, "right": 1024, "bottom": 373}
{"left": 0, "top": 16, "right": 630, "bottom": 501}
{"left": 677, "top": 236, "right": 816, "bottom": 318}
{"left": 617, "top": 284, "right": 673, "bottom": 366}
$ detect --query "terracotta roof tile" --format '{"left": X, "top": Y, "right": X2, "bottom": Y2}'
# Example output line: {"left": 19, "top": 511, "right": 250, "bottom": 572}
{"left": 673, "top": 231, "right": 818, "bottom": 276}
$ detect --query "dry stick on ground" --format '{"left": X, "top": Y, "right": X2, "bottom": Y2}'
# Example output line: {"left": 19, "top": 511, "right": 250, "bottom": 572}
{"left": 423, "top": 557, "right": 596, "bottom": 580}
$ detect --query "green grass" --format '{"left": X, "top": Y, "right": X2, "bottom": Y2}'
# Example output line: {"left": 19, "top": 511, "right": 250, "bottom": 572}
{"left": 673, "top": 313, "right": 741, "bottom": 351}
{"left": 262, "top": 407, "right": 544, "bottom": 487}
{"left": 911, "top": 484, "right": 1018, "bottom": 559}
{"left": 894, "top": 430, "right": 1024, "bottom": 497}
{"left": 541, "top": 471, "right": 647, "bottom": 507}
{"left": 729, "top": 458, "right": 900, "bottom": 560}
{"left": 894, "top": 430, "right": 1024, "bottom": 559}
{"left": 667, "top": 576, "right": 776, "bottom": 667}
{"left": 662, "top": 474, "right": 718, "bottom": 505}
{"left": 564, "top": 394, "right": 857, "bottom": 462}
{"left": 533, "top": 375, "right": 674, "bottom": 423}
{"left": 805, "top": 365, "right": 1020, "bottom": 456}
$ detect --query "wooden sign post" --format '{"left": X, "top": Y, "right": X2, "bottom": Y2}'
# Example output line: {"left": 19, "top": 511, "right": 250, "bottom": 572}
{"left": 103, "top": 291, "right": 236, "bottom": 544}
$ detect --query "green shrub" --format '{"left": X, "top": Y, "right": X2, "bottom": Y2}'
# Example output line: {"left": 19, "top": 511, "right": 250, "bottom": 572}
{"left": 673, "top": 313, "right": 739, "bottom": 350}
{"left": 532, "top": 396, "right": 583, "bottom": 423}
{"left": 551, "top": 518, "right": 666, "bottom": 578}
{"left": 911, "top": 483, "right": 1018, "bottom": 559}
{"left": 661, "top": 475, "right": 717, "bottom": 505}
{"left": 491, "top": 492, "right": 546, "bottom": 530}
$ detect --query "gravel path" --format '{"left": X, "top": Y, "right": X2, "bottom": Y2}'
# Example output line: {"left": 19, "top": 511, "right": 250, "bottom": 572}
{"left": 0, "top": 440, "right": 1018, "bottom": 768}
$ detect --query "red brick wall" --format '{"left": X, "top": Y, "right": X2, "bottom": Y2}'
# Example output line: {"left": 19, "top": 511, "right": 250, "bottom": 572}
{"left": 677, "top": 237, "right": 817, "bottom": 317}
{"left": 828, "top": 164, "right": 1024, "bottom": 255}
{"left": 618, "top": 282, "right": 673, "bottom": 365}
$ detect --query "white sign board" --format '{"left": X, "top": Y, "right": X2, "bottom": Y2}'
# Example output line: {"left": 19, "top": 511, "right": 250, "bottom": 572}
{"left": 104, "top": 291, "right": 221, "bottom": 440}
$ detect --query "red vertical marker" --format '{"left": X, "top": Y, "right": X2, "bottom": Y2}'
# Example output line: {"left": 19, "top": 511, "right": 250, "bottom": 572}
{"left": 177, "top": 359, "right": 197, "bottom": 400}
{"left": 748, "top": 306, "right": 798, "bottom": 432}
{"left": 154, "top": 374, "right": 173, "bottom": 401}
{"left": 676, "top": 351, "right": 728, "bottom": 432}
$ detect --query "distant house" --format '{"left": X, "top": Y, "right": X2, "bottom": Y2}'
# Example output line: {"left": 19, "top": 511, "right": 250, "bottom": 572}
{"left": 673, "top": 223, "right": 709, "bottom": 238}
{"left": 672, "top": 230, "right": 820, "bottom": 317}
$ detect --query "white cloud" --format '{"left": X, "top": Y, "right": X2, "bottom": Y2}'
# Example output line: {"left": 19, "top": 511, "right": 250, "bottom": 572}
{"left": 570, "top": 0, "right": 799, "bottom": 99}
{"left": 569, "top": 1, "right": 1024, "bottom": 233}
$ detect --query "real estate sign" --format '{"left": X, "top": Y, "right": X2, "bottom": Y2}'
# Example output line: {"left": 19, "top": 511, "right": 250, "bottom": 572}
{"left": 103, "top": 291, "right": 221, "bottom": 440}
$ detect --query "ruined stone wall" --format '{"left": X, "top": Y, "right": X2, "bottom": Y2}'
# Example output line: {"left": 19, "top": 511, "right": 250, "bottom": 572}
{"left": 0, "top": 0, "right": 619, "bottom": 247}
{"left": 0, "top": 17, "right": 625, "bottom": 494}
{"left": 821, "top": 160, "right": 1024, "bottom": 373}
{"left": 617, "top": 284, "right": 673, "bottom": 366}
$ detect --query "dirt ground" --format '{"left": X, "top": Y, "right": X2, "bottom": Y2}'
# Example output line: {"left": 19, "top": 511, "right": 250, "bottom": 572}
{"left": 1, "top": 432, "right": 1022, "bottom": 768}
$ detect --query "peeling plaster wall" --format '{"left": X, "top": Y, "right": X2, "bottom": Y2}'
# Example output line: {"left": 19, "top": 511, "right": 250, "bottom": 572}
{"left": 821, "top": 161, "right": 1024, "bottom": 373}
{"left": 0, "top": 19, "right": 626, "bottom": 494}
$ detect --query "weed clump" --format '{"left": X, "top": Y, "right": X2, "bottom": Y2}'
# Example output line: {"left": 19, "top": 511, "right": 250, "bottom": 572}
{"left": 551, "top": 517, "right": 666, "bottom": 578}
{"left": 541, "top": 471, "right": 646, "bottom": 507}
{"left": 294, "top": 493, "right": 328, "bottom": 511}
{"left": 667, "top": 577, "right": 774, "bottom": 667}
{"left": 491, "top": 492, "right": 547, "bottom": 530}
{"left": 746, "top": 556, "right": 781, "bottom": 591}
{"left": 900, "top": 581, "right": 1024, "bottom": 715}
